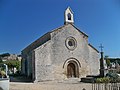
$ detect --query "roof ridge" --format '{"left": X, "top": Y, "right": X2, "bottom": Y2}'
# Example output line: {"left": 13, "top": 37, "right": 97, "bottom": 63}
{"left": 50, "top": 23, "right": 88, "bottom": 37}
{"left": 88, "top": 44, "right": 99, "bottom": 53}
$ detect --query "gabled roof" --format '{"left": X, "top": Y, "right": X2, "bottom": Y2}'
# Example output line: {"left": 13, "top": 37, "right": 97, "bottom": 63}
{"left": 72, "top": 24, "right": 88, "bottom": 37}
{"left": 66, "top": 7, "right": 74, "bottom": 14}
{"left": 50, "top": 23, "right": 88, "bottom": 37}
{"left": 88, "top": 44, "right": 99, "bottom": 53}
{"left": 22, "top": 32, "right": 51, "bottom": 53}
{"left": 22, "top": 23, "right": 89, "bottom": 53}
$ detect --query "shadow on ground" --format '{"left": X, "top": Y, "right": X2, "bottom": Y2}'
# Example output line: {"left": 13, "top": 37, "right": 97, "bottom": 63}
{"left": 9, "top": 75, "right": 32, "bottom": 83}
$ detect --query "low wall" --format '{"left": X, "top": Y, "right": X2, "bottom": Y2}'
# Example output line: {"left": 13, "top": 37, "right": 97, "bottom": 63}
{"left": 0, "top": 78, "right": 9, "bottom": 90}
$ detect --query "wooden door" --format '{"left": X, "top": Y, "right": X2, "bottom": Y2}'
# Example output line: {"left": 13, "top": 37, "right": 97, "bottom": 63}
{"left": 67, "top": 63, "right": 76, "bottom": 78}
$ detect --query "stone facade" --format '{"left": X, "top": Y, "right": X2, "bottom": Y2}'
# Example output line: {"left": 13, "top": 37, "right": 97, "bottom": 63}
{"left": 21, "top": 7, "right": 100, "bottom": 82}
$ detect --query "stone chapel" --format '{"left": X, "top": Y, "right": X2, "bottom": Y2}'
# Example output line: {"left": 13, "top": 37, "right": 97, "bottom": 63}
{"left": 21, "top": 7, "right": 100, "bottom": 82}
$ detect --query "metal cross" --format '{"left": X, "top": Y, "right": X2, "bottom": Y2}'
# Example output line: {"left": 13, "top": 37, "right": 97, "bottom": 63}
{"left": 99, "top": 44, "right": 104, "bottom": 52}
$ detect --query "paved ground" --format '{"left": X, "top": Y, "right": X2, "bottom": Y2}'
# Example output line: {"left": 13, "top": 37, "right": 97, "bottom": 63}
{"left": 9, "top": 76, "right": 93, "bottom": 90}
{"left": 10, "top": 81, "right": 92, "bottom": 90}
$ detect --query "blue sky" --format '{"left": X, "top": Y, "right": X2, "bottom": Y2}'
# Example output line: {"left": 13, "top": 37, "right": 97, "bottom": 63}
{"left": 0, "top": 0, "right": 120, "bottom": 57}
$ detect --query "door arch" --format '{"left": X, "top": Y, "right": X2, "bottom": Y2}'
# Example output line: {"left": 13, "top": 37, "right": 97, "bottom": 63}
{"left": 67, "top": 63, "right": 76, "bottom": 78}
{"left": 67, "top": 61, "right": 79, "bottom": 78}
{"left": 63, "top": 58, "right": 80, "bottom": 78}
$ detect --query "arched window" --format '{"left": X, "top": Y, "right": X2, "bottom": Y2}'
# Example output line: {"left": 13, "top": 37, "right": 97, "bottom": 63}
{"left": 67, "top": 13, "right": 71, "bottom": 20}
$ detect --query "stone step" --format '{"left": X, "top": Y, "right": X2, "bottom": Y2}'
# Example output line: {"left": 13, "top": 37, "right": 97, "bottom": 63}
{"left": 81, "top": 77, "right": 95, "bottom": 83}
{"left": 86, "top": 75, "right": 100, "bottom": 78}
{"left": 60, "top": 78, "right": 80, "bottom": 84}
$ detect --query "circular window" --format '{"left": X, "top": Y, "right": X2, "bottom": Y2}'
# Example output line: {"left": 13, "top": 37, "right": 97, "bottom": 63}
{"left": 65, "top": 37, "right": 77, "bottom": 50}
{"left": 68, "top": 39, "right": 75, "bottom": 46}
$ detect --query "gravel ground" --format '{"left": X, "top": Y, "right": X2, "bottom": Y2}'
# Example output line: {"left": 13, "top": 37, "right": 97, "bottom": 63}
{"left": 10, "top": 81, "right": 92, "bottom": 90}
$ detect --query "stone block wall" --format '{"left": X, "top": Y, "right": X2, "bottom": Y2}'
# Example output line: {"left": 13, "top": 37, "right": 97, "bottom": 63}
{"left": 50, "top": 24, "right": 91, "bottom": 80}
{"left": 88, "top": 44, "right": 100, "bottom": 75}
{"left": 21, "top": 24, "right": 100, "bottom": 82}
{"left": 34, "top": 41, "right": 54, "bottom": 81}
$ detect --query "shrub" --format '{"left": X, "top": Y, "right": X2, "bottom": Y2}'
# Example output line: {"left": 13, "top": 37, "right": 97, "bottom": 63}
{"left": 96, "top": 77, "right": 110, "bottom": 83}
{"left": 106, "top": 72, "right": 120, "bottom": 82}
{"left": 106, "top": 72, "right": 119, "bottom": 79}
{"left": 0, "top": 70, "right": 6, "bottom": 78}
{"left": 95, "top": 72, "right": 120, "bottom": 83}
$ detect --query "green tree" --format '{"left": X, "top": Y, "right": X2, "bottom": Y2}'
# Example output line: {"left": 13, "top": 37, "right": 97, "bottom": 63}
{"left": 0, "top": 53, "right": 10, "bottom": 57}
{"left": 105, "top": 56, "right": 111, "bottom": 67}
{"left": 0, "top": 57, "right": 2, "bottom": 63}
{"left": 4, "top": 60, "right": 21, "bottom": 70}
{"left": 1, "top": 60, "right": 21, "bottom": 74}
{"left": 106, "top": 59, "right": 111, "bottom": 67}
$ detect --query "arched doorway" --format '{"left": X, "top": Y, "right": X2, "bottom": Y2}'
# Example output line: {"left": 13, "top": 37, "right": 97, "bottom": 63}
{"left": 67, "top": 61, "right": 79, "bottom": 78}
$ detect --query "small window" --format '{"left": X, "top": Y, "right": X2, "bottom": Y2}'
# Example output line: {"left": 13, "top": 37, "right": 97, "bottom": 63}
{"left": 65, "top": 37, "right": 77, "bottom": 50}
{"left": 67, "top": 13, "right": 71, "bottom": 20}
{"left": 68, "top": 39, "right": 75, "bottom": 46}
